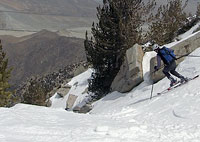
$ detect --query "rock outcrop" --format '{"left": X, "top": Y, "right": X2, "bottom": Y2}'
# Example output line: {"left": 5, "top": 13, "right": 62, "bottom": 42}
{"left": 73, "top": 103, "right": 93, "bottom": 114}
{"left": 57, "top": 84, "right": 72, "bottom": 97}
{"left": 66, "top": 94, "right": 78, "bottom": 110}
{"left": 111, "top": 44, "right": 144, "bottom": 93}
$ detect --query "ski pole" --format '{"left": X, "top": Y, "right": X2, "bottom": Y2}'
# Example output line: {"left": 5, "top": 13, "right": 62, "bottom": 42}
{"left": 176, "top": 54, "right": 200, "bottom": 59}
{"left": 175, "top": 52, "right": 200, "bottom": 60}
{"left": 150, "top": 82, "right": 154, "bottom": 99}
{"left": 188, "top": 55, "right": 200, "bottom": 57}
{"left": 175, "top": 53, "right": 191, "bottom": 60}
{"left": 150, "top": 72, "right": 155, "bottom": 99}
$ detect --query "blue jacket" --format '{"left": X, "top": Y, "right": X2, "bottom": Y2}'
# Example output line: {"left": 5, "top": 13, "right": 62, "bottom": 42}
{"left": 156, "top": 47, "right": 175, "bottom": 68}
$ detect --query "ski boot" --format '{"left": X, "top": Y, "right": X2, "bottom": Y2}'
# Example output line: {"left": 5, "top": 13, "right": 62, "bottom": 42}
{"left": 169, "top": 77, "right": 177, "bottom": 87}
{"left": 180, "top": 76, "right": 188, "bottom": 83}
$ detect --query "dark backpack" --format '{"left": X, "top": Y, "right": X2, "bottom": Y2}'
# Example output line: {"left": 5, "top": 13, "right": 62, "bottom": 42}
{"left": 158, "top": 46, "right": 176, "bottom": 65}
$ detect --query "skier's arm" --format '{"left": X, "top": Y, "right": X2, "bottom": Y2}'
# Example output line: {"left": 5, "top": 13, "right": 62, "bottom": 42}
{"left": 154, "top": 55, "right": 161, "bottom": 71}
{"left": 157, "top": 55, "right": 161, "bottom": 68}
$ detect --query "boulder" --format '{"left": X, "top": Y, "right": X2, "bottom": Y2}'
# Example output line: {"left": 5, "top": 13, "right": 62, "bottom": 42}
{"left": 57, "top": 87, "right": 71, "bottom": 97}
{"left": 61, "top": 84, "right": 72, "bottom": 89}
{"left": 46, "top": 99, "right": 52, "bottom": 107}
{"left": 66, "top": 94, "right": 78, "bottom": 110}
{"left": 73, "top": 65, "right": 87, "bottom": 77}
{"left": 73, "top": 104, "right": 92, "bottom": 113}
{"left": 150, "top": 31, "right": 200, "bottom": 83}
{"left": 111, "top": 44, "right": 144, "bottom": 93}
{"left": 57, "top": 84, "right": 71, "bottom": 97}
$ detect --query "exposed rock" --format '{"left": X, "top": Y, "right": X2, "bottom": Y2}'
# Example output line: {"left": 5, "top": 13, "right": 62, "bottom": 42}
{"left": 66, "top": 94, "right": 78, "bottom": 110}
{"left": 82, "top": 87, "right": 89, "bottom": 94}
{"left": 74, "top": 65, "right": 87, "bottom": 77}
{"left": 73, "top": 104, "right": 93, "bottom": 113}
{"left": 150, "top": 31, "right": 200, "bottom": 83}
{"left": 61, "top": 84, "right": 72, "bottom": 89}
{"left": 57, "top": 87, "right": 71, "bottom": 97}
{"left": 46, "top": 99, "right": 52, "bottom": 107}
{"left": 57, "top": 84, "right": 72, "bottom": 97}
{"left": 73, "top": 82, "right": 78, "bottom": 87}
{"left": 111, "top": 44, "right": 144, "bottom": 93}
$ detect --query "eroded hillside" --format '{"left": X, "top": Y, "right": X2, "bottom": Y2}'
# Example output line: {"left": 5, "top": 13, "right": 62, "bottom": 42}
{"left": 0, "top": 30, "right": 86, "bottom": 89}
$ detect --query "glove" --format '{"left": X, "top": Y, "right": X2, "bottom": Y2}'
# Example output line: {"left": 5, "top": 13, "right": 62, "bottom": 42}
{"left": 154, "top": 66, "right": 158, "bottom": 71}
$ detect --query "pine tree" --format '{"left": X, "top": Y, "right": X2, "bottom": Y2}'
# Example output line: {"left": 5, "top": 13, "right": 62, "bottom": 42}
{"left": 85, "top": 0, "right": 154, "bottom": 100}
{"left": 0, "top": 40, "right": 12, "bottom": 107}
{"left": 22, "top": 76, "right": 47, "bottom": 106}
{"left": 147, "top": 0, "right": 188, "bottom": 45}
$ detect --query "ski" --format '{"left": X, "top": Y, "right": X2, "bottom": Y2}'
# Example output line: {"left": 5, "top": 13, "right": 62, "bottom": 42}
{"left": 157, "top": 75, "right": 199, "bottom": 95}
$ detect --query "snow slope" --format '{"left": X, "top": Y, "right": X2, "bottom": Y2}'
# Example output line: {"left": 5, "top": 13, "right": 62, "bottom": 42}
{"left": 1, "top": 29, "right": 200, "bottom": 141}
{"left": 1, "top": 48, "right": 200, "bottom": 141}
{"left": 91, "top": 48, "right": 200, "bottom": 141}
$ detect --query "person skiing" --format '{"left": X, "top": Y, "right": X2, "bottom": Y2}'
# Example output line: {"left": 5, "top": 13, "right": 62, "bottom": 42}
{"left": 153, "top": 44, "right": 188, "bottom": 87}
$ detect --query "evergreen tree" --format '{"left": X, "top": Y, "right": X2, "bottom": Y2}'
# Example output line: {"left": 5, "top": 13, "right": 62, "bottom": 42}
{"left": 147, "top": 0, "right": 188, "bottom": 45}
{"left": 85, "top": 0, "right": 154, "bottom": 100}
{"left": 0, "top": 40, "right": 12, "bottom": 107}
{"left": 22, "top": 76, "right": 47, "bottom": 106}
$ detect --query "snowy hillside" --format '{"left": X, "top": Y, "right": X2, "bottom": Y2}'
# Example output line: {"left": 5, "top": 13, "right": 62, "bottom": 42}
{"left": 1, "top": 27, "right": 200, "bottom": 141}
{"left": 1, "top": 48, "right": 200, "bottom": 141}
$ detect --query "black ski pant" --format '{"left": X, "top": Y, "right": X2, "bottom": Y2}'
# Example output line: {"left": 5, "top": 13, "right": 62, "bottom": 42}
{"left": 163, "top": 61, "right": 183, "bottom": 79}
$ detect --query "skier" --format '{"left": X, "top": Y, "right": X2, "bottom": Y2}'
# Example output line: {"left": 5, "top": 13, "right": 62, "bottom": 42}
{"left": 153, "top": 44, "right": 188, "bottom": 87}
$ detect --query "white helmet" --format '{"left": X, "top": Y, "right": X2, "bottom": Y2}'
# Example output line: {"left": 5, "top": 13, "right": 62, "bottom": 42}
{"left": 153, "top": 44, "right": 160, "bottom": 51}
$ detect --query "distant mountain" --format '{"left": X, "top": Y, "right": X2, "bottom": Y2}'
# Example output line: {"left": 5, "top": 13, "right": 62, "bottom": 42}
{"left": 0, "top": 0, "right": 198, "bottom": 38}
{"left": 0, "top": 0, "right": 100, "bottom": 37}
{"left": 0, "top": 30, "right": 86, "bottom": 89}
{"left": 0, "top": 0, "right": 98, "bottom": 17}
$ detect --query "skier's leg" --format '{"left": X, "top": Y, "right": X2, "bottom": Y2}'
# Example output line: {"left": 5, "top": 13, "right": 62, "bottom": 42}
{"left": 169, "top": 61, "right": 181, "bottom": 77}
{"left": 163, "top": 64, "right": 177, "bottom": 87}
{"left": 163, "top": 66, "right": 171, "bottom": 79}
{"left": 170, "top": 70, "right": 183, "bottom": 78}
{"left": 169, "top": 61, "right": 188, "bottom": 82}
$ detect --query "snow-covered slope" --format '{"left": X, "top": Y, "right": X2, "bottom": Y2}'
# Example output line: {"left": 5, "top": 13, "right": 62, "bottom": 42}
{"left": 92, "top": 47, "right": 200, "bottom": 121}
{"left": 1, "top": 27, "right": 200, "bottom": 141}
{"left": 90, "top": 48, "right": 200, "bottom": 141}
{"left": 1, "top": 48, "right": 200, "bottom": 141}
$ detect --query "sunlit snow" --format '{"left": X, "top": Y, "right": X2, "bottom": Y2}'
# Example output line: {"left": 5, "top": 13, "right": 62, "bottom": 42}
{"left": 1, "top": 27, "right": 200, "bottom": 142}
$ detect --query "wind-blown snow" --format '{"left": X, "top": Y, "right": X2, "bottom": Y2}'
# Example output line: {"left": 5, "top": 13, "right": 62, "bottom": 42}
{"left": 1, "top": 30, "right": 200, "bottom": 142}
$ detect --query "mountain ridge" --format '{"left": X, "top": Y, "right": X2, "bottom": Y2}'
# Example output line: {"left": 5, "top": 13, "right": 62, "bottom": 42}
{"left": 0, "top": 30, "right": 87, "bottom": 89}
